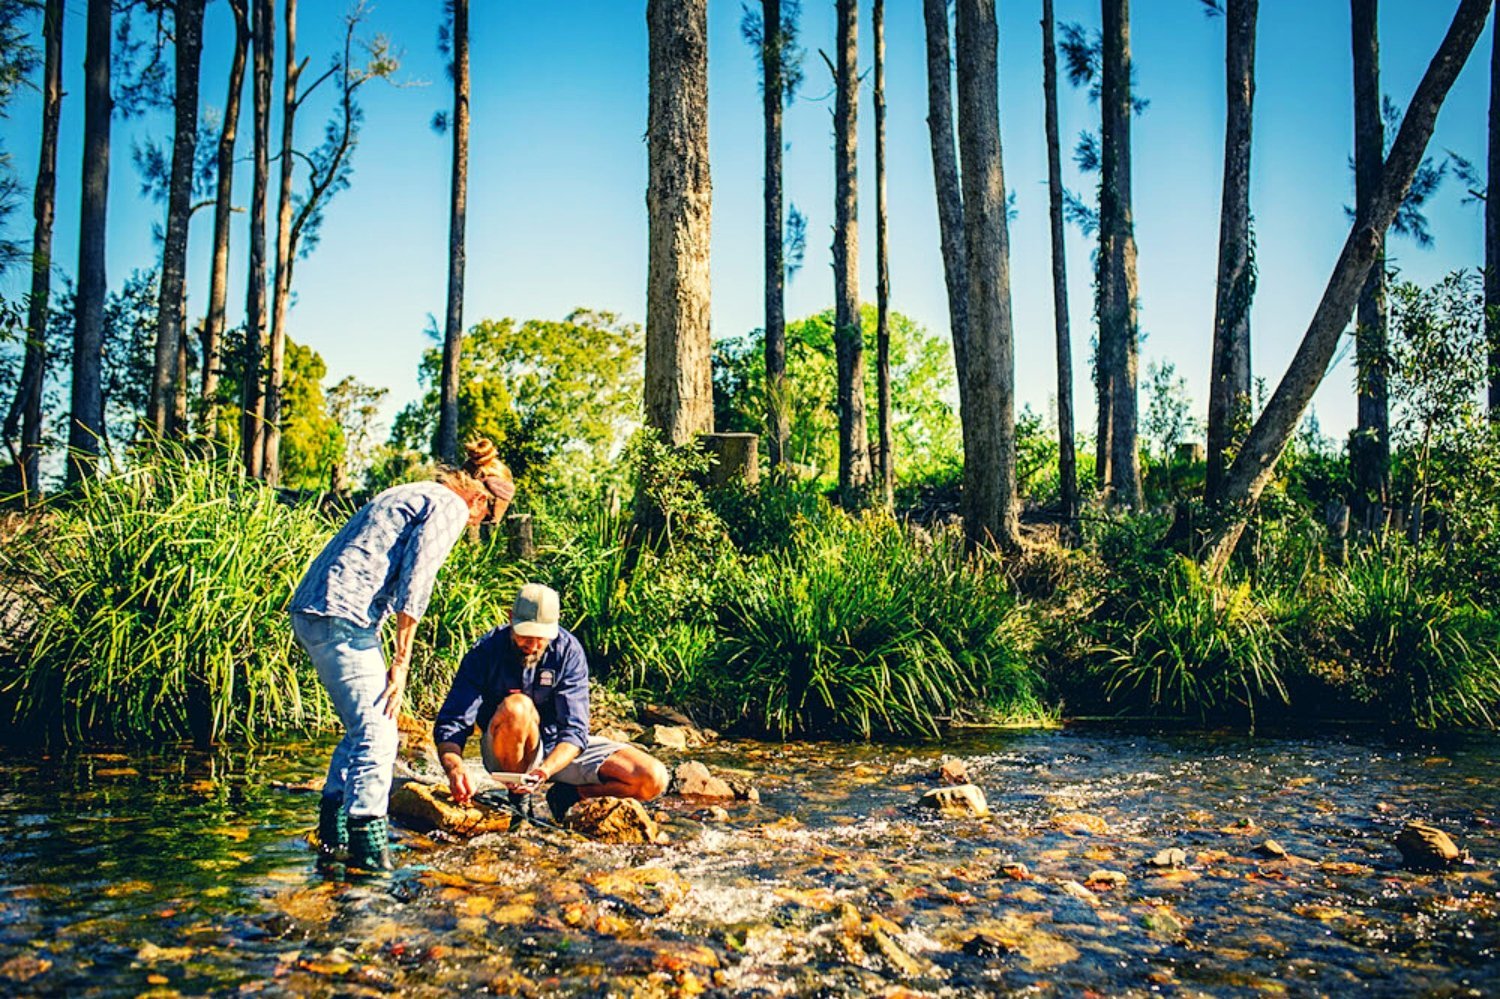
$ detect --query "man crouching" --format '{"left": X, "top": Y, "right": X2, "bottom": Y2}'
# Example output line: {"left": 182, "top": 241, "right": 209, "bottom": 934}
{"left": 433, "top": 583, "right": 668, "bottom": 820}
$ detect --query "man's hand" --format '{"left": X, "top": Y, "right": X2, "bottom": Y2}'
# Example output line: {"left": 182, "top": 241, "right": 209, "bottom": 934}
{"left": 378, "top": 661, "right": 408, "bottom": 720}
{"left": 441, "top": 750, "right": 474, "bottom": 805}
{"left": 512, "top": 768, "right": 548, "bottom": 795}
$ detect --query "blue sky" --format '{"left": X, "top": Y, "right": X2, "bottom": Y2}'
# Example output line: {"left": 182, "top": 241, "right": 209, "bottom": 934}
{"left": 2, "top": 0, "right": 1493, "bottom": 447}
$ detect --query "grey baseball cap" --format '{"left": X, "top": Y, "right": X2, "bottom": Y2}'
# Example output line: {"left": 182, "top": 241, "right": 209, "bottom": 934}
{"left": 511, "top": 583, "right": 560, "bottom": 640}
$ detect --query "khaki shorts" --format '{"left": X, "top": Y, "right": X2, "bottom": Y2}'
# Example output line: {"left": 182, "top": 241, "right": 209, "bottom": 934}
{"left": 482, "top": 734, "right": 627, "bottom": 787}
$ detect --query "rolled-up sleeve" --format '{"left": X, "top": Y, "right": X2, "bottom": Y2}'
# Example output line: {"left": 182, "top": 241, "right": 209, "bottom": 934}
{"left": 434, "top": 645, "right": 487, "bottom": 752}
{"left": 391, "top": 495, "right": 468, "bottom": 622}
{"left": 551, "top": 640, "right": 591, "bottom": 751}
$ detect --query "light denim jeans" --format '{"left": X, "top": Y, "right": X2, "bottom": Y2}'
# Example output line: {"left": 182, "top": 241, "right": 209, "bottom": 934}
{"left": 292, "top": 611, "right": 398, "bottom": 819}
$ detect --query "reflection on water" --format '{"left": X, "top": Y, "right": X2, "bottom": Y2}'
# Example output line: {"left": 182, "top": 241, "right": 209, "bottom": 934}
{"left": 0, "top": 728, "right": 1496, "bottom": 996}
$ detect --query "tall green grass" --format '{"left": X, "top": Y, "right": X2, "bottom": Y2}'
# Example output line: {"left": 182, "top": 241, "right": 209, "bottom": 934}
{"left": 0, "top": 450, "right": 329, "bottom": 744}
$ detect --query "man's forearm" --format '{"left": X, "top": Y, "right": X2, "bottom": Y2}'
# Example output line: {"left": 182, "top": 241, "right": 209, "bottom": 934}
{"left": 537, "top": 742, "right": 581, "bottom": 779}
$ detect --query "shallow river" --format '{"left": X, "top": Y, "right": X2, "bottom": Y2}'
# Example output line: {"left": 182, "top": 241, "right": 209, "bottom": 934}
{"left": 0, "top": 727, "right": 1496, "bottom": 997}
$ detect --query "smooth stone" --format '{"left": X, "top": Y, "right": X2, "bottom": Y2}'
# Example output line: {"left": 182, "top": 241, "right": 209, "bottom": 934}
{"left": 672, "top": 761, "right": 736, "bottom": 800}
{"left": 917, "top": 783, "right": 990, "bottom": 818}
{"left": 938, "top": 758, "right": 970, "bottom": 785}
{"left": 1394, "top": 821, "right": 1468, "bottom": 870}
{"left": 1147, "top": 848, "right": 1188, "bottom": 868}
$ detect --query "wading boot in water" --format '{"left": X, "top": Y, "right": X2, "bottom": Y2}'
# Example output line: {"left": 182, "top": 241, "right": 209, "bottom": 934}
{"left": 346, "top": 815, "right": 393, "bottom": 872}
{"left": 546, "top": 782, "right": 580, "bottom": 821}
{"left": 317, "top": 794, "right": 348, "bottom": 864}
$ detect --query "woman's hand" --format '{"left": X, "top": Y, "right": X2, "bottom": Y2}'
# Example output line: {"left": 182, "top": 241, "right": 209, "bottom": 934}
{"left": 379, "top": 661, "right": 408, "bottom": 720}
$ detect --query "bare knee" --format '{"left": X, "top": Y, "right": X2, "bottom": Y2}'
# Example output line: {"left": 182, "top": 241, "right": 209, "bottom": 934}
{"left": 639, "top": 757, "right": 669, "bottom": 801}
{"left": 492, "top": 693, "right": 539, "bottom": 731}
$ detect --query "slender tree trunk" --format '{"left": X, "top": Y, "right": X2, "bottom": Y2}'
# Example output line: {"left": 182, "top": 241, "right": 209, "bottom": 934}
{"left": 874, "top": 0, "right": 893, "bottom": 508}
{"left": 833, "top": 0, "right": 871, "bottom": 507}
{"left": 763, "top": 0, "right": 789, "bottom": 468}
{"left": 436, "top": 0, "right": 469, "bottom": 466}
{"left": 67, "top": 0, "right": 112, "bottom": 485}
{"left": 202, "top": 0, "right": 249, "bottom": 440}
{"left": 1042, "top": 0, "right": 1077, "bottom": 529}
{"left": 3, "top": 0, "right": 62, "bottom": 502}
{"left": 1487, "top": 17, "right": 1499, "bottom": 420}
{"left": 1351, "top": 0, "right": 1389, "bottom": 526}
{"left": 954, "top": 0, "right": 1020, "bottom": 552}
{"left": 242, "top": 0, "right": 273, "bottom": 477}
{"left": 1205, "top": 0, "right": 1258, "bottom": 507}
{"left": 151, "top": 0, "right": 205, "bottom": 440}
{"left": 645, "top": 0, "right": 713, "bottom": 445}
{"left": 1099, "top": 0, "right": 1142, "bottom": 508}
{"left": 923, "top": 0, "right": 969, "bottom": 418}
{"left": 1203, "top": 0, "right": 1492, "bottom": 576}
{"left": 262, "top": 0, "right": 300, "bottom": 487}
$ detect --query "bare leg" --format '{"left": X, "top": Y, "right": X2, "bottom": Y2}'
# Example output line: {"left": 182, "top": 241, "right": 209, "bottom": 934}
{"left": 577, "top": 745, "right": 669, "bottom": 803}
{"left": 484, "top": 693, "right": 541, "bottom": 773}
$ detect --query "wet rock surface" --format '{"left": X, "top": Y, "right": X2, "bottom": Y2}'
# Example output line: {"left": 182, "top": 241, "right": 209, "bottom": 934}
{"left": 388, "top": 779, "right": 513, "bottom": 837}
{"left": 916, "top": 783, "right": 990, "bottom": 818}
{"left": 1, "top": 730, "right": 1497, "bottom": 996}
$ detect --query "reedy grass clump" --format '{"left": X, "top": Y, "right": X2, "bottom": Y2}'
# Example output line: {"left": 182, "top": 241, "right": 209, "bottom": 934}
{"left": 0, "top": 448, "right": 329, "bottom": 744}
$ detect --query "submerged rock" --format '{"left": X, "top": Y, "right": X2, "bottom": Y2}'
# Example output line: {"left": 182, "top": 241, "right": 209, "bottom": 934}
{"left": 1147, "top": 848, "right": 1188, "bottom": 869}
{"left": 672, "top": 761, "right": 735, "bottom": 800}
{"left": 388, "top": 780, "right": 512, "bottom": 837}
{"left": 917, "top": 784, "right": 990, "bottom": 818}
{"left": 565, "top": 796, "right": 661, "bottom": 844}
{"left": 1257, "top": 839, "right": 1288, "bottom": 859}
{"left": 1084, "top": 870, "right": 1127, "bottom": 890}
{"left": 1052, "top": 812, "right": 1109, "bottom": 836}
{"left": 1395, "top": 821, "right": 1469, "bottom": 870}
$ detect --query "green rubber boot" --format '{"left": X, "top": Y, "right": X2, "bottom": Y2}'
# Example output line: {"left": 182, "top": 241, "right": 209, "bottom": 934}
{"left": 346, "top": 815, "right": 393, "bottom": 872}
{"left": 317, "top": 794, "right": 348, "bottom": 862}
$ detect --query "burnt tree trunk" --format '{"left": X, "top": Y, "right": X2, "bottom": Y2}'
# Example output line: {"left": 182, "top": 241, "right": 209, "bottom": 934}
{"left": 1205, "top": 0, "right": 1258, "bottom": 507}
{"left": 152, "top": 0, "right": 205, "bottom": 439}
{"left": 1351, "top": 0, "right": 1389, "bottom": 525}
{"left": 833, "top": 0, "right": 871, "bottom": 507}
{"left": 874, "top": 0, "right": 893, "bottom": 508}
{"left": 262, "top": 0, "right": 300, "bottom": 487}
{"left": 1099, "top": 0, "right": 1142, "bottom": 508}
{"left": 923, "top": 0, "right": 970, "bottom": 422}
{"left": 4, "top": 0, "right": 62, "bottom": 502}
{"left": 67, "top": 0, "right": 112, "bottom": 485}
{"left": 954, "top": 0, "right": 1020, "bottom": 552}
{"left": 645, "top": 0, "right": 714, "bottom": 445}
{"left": 1203, "top": 0, "right": 1493, "bottom": 575}
{"left": 201, "top": 0, "right": 249, "bottom": 439}
{"left": 436, "top": 0, "right": 469, "bottom": 466}
{"left": 763, "top": 0, "right": 789, "bottom": 468}
{"left": 241, "top": 0, "right": 274, "bottom": 478}
{"left": 1042, "top": 0, "right": 1077, "bottom": 528}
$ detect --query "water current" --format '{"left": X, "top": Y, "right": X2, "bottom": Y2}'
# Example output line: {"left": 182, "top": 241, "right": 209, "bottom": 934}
{"left": 0, "top": 726, "right": 1495, "bottom": 996}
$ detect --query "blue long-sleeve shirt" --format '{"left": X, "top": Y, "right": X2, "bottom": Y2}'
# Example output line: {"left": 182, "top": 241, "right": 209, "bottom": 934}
{"left": 433, "top": 625, "right": 592, "bottom": 755}
{"left": 290, "top": 481, "right": 470, "bottom": 628}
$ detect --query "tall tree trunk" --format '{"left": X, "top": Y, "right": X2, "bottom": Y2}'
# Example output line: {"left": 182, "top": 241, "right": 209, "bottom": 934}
{"left": 1205, "top": 0, "right": 1258, "bottom": 507}
{"left": 923, "top": 0, "right": 970, "bottom": 420}
{"left": 242, "top": 0, "right": 273, "bottom": 477}
{"left": 763, "top": 0, "right": 789, "bottom": 468}
{"left": 3, "top": 0, "right": 62, "bottom": 502}
{"left": 67, "top": 0, "right": 112, "bottom": 486}
{"left": 645, "top": 0, "right": 713, "bottom": 446}
{"left": 874, "top": 0, "right": 893, "bottom": 508}
{"left": 1203, "top": 0, "right": 1492, "bottom": 576}
{"left": 262, "top": 0, "right": 300, "bottom": 487}
{"left": 1351, "top": 0, "right": 1389, "bottom": 526}
{"left": 833, "top": 0, "right": 871, "bottom": 506}
{"left": 1042, "top": 0, "right": 1077, "bottom": 529}
{"left": 436, "top": 0, "right": 469, "bottom": 466}
{"left": 954, "top": 0, "right": 1020, "bottom": 552}
{"left": 1487, "top": 16, "right": 1499, "bottom": 421}
{"left": 202, "top": 0, "right": 249, "bottom": 440}
{"left": 1099, "top": 0, "right": 1142, "bottom": 508}
{"left": 151, "top": 0, "right": 205, "bottom": 440}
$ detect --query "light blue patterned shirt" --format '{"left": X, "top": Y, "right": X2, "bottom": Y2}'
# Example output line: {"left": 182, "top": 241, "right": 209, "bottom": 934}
{"left": 290, "top": 481, "right": 470, "bottom": 628}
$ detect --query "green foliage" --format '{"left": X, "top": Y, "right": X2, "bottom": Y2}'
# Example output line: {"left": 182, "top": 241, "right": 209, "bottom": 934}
{"left": 0, "top": 445, "right": 331, "bottom": 744}
{"left": 714, "top": 306, "right": 960, "bottom": 483}
{"left": 1320, "top": 546, "right": 1500, "bottom": 729}
{"left": 390, "top": 309, "right": 642, "bottom": 486}
{"left": 1102, "top": 558, "right": 1287, "bottom": 729}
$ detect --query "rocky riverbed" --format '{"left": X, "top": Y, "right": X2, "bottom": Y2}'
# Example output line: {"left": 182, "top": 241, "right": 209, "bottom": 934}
{"left": 0, "top": 726, "right": 1496, "bottom": 996}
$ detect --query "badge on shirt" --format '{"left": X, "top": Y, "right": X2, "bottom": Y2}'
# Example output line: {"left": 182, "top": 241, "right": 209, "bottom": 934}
{"left": 538, "top": 669, "right": 555, "bottom": 687}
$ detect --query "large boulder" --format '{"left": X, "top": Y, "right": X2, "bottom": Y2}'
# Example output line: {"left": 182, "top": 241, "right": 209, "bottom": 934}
{"left": 565, "top": 796, "right": 662, "bottom": 844}
{"left": 388, "top": 780, "right": 512, "bottom": 837}
{"left": 917, "top": 784, "right": 990, "bottom": 818}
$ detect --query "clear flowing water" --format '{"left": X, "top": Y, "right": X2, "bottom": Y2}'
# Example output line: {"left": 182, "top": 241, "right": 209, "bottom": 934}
{"left": 0, "top": 727, "right": 1496, "bottom": 997}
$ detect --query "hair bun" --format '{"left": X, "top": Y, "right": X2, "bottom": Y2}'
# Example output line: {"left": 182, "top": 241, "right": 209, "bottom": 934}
{"left": 463, "top": 438, "right": 502, "bottom": 475}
